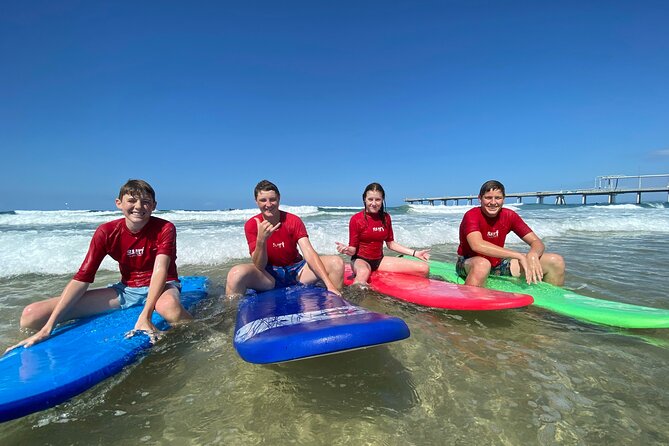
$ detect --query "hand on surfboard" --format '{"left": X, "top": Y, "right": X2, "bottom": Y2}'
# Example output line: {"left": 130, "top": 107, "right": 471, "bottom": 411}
{"left": 125, "top": 319, "right": 164, "bottom": 344}
{"left": 519, "top": 253, "right": 544, "bottom": 285}
{"left": 4, "top": 327, "right": 53, "bottom": 354}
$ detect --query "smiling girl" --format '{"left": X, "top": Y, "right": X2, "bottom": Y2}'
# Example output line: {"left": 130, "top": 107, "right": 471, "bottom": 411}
{"left": 336, "top": 182, "right": 430, "bottom": 286}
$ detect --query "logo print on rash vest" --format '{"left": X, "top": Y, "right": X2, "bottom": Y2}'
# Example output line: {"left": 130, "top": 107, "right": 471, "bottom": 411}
{"left": 126, "top": 248, "right": 145, "bottom": 257}
{"left": 273, "top": 242, "right": 285, "bottom": 249}
{"left": 487, "top": 230, "right": 499, "bottom": 239}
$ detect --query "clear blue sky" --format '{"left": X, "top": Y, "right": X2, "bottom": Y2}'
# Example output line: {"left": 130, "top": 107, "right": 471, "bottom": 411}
{"left": 1, "top": 0, "right": 668, "bottom": 210}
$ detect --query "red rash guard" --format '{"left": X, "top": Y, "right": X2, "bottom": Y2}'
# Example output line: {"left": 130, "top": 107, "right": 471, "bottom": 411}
{"left": 457, "top": 207, "right": 532, "bottom": 268}
{"left": 348, "top": 211, "right": 394, "bottom": 260}
{"left": 73, "top": 217, "right": 178, "bottom": 287}
{"left": 244, "top": 211, "right": 308, "bottom": 267}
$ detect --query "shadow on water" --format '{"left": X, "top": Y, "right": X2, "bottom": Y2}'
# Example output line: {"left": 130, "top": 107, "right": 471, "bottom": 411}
{"left": 266, "top": 345, "right": 420, "bottom": 417}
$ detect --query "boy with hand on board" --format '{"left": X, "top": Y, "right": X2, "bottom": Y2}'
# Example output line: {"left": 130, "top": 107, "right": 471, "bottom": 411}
{"left": 226, "top": 179, "right": 344, "bottom": 297}
{"left": 6, "top": 179, "right": 192, "bottom": 352}
{"left": 456, "top": 180, "right": 565, "bottom": 287}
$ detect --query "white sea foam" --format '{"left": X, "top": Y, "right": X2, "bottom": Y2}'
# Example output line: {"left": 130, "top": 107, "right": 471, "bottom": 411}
{"left": 164, "top": 205, "right": 323, "bottom": 223}
{"left": 590, "top": 203, "right": 643, "bottom": 210}
{"left": 319, "top": 206, "right": 361, "bottom": 210}
{"left": 408, "top": 204, "right": 473, "bottom": 215}
{"left": 163, "top": 209, "right": 252, "bottom": 223}
{"left": 278, "top": 205, "right": 321, "bottom": 217}
{"left": 0, "top": 210, "right": 118, "bottom": 227}
{"left": 1, "top": 204, "right": 668, "bottom": 277}
{"left": 0, "top": 229, "right": 118, "bottom": 277}
{"left": 408, "top": 202, "right": 524, "bottom": 215}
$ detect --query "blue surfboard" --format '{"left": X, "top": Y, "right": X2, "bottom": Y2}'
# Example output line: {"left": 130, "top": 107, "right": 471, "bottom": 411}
{"left": 233, "top": 285, "right": 410, "bottom": 364}
{"left": 0, "top": 276, "right": 208, "bottom": 423}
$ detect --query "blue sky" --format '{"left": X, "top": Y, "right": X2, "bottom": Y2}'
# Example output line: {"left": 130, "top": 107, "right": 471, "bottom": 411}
{"left": 1, "top": 0, "right": 668, "bottom": 210}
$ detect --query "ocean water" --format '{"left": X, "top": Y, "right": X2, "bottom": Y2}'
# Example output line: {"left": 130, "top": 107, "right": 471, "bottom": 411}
{"left": 1, "top": 202, "right": 669, "bottom": 445}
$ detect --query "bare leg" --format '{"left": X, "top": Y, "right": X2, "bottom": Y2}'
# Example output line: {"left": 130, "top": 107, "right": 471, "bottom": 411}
{"left": 540, "top": 253, "right": 565, "bottom": 286}
{"left": 298, "top": 255, "right": 345, "bottom": 288}
{"left": 322, "top": 255, "right": 344, "bottom": 288}
{"left": 20, "top": 287, "right": 121, "bottom": 330}
{"left": 351, "top": 258, "right": 372, "bottom": 285}
{"left": 225, "top": 263, "right": 275, "bottom": 297}
{"left": 154, "top": 285, "right": 193, "bottom": 324}
{"left": 463, "top": 257, "right": 492, "bottom": 287}
{"left": 377, "top": 256, "right": 429, "bottom": 277}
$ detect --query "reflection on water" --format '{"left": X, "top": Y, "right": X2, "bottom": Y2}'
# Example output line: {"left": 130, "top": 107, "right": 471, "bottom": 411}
{"left": 1, "top": 245, "right": 669, "bottom": 445}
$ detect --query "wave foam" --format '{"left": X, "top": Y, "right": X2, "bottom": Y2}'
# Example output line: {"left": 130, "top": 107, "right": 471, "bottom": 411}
{"left": 2, "top": 205, "right": 668, "bottom": 277}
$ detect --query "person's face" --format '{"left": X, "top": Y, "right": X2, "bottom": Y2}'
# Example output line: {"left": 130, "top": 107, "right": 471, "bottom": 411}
{"left": 479, "top": 189, "right": 504, "bottom": 218}
{"left": 115, "top": 193, "right": 156, "bottom": 226}
{"left": 256, "top": 190, "right": 280, "bottom": 220}
{"left": 364, "top": 190, "right": 384, "bottom": 214}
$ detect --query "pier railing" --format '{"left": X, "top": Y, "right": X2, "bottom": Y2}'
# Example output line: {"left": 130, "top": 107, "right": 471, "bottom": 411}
{"left": 405, "top": 174, "right": 669, "bottom": 206}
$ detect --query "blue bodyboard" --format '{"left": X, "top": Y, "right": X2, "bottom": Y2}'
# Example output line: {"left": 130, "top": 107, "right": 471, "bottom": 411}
{"left": 0, "top": 276, "right": 208, "bottom": 423}
{"left": 233, "top": 285, "right": 410, "bottom": 364}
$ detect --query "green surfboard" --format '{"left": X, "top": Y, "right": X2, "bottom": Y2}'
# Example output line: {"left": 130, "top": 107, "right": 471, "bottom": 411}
{"left": 429, "top": 260, "right": 669, "bottom": 329}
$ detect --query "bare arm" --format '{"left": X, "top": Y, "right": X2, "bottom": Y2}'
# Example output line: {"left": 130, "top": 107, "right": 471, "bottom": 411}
{"left": 521, "top": 232, "right": 545, "bottom": 257}
{"left": 386, "top": 240, "right": 431, "bottom": 262}
{"left": 298, "top": 237, "right": 340, "bottom": 294}
{"left": 133, "top": 254, "right": 170, "bottom": 334}
{"left": 467, "top": 231, "right": 522, "bottom": 261}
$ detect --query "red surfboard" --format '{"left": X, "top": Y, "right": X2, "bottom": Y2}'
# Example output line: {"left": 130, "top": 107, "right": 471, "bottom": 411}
{"left": 344, "top": 265, "right": 533, "bottom": 310}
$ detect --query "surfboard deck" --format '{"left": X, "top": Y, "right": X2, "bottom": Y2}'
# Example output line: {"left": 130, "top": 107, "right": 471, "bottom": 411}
{"left": 344, "top": 265, "right": 533, "bottom": 310}
{"left": 0, "top": 276, "right": 208, "bottom": 423}
{"left": 233, "top": 285, "right": 410, "bottom": 364}
{"left": 429, "top": 260, "right": 669, "bottom": 329}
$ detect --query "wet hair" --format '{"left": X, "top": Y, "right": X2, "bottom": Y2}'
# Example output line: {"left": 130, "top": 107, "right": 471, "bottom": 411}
{"left": 362, "top": 182, "right": 387, "bottom": 227}
{"left": 254, "top": 179, "right": 280, "bottom": 199}
{"left": 118, "top": 179, "right": 156, "bottom": 201}
{"left": 479, "top": 180, "right": 506, "bottom": 198}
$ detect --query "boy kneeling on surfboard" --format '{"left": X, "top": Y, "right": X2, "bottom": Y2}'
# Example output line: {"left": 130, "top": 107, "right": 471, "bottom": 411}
{"left": 226, "top": 180, "right": 343, "bottom": 297}
{"left": 456, "top": 180, "right": 565, "bottom": 287}
{"left": 6, "top": 179, "right": 192, "bottom": 352}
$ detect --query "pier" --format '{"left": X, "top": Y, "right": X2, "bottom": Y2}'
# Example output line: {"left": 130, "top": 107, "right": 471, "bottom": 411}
{"left": 405, "top": 174, "right": 669, "bottom": 206}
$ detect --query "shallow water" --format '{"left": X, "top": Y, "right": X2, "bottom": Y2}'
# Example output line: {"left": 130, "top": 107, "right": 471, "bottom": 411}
{"left": 1, "top": 205, "right": 669, "bottom": 445}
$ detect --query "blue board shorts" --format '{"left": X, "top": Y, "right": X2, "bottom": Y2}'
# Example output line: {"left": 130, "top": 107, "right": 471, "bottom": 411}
{"left": 456, "top": 256, "right": 512, "bottom": 279}
{"left": 108, "top": 280, "right": 181, "bottom": 309}
{"left": 265, "top": 260, "right": 306, "bottom": 289}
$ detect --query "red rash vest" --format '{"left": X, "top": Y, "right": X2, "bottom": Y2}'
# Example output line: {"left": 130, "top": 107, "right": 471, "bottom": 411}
{"left": 244, "top": 211, "right": 308, "bottom": 267}
{"left": 73, "top": 217, "right": 178, "bottom": 287}
{"left": 348, "top": 210, "right": 394, "bottom": 260}
{"left": 457, "top": 207, "right": 532, "bottom": 268}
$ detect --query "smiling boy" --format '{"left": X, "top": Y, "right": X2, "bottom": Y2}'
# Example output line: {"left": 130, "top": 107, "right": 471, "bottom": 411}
{"left": 7, "top": 179, "right": 191, "bottom": 352}
{"left": 456, "top": 180, "right": 565, "bottom": 287}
